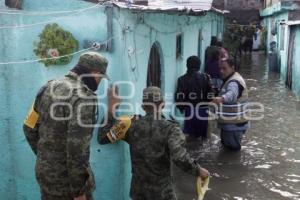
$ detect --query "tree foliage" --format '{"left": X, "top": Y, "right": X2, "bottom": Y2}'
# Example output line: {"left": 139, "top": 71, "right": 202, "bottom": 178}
{"left": 224, "top": 22, "right": 256, "bottom": 58}
{"left": 34, "top": 23, "right": 78, "bottom": 66}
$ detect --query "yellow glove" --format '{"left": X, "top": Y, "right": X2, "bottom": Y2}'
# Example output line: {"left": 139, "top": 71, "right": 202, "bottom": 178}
{"left": 197, "top": 176, "right": 210, "bottom": 200}
{"left": 106, "top": 116, "right": 133, "bottom": 143}
{"left": 24, "top": 103, "right": 39, "bottom": 129}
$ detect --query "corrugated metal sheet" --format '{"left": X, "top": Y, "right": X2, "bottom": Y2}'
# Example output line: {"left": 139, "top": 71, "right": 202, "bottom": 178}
{"left": 148, "top": 0, "right": 213, "bottom": 10}
{"left": 113, "top": 0, "right": 227, "bottom": 15}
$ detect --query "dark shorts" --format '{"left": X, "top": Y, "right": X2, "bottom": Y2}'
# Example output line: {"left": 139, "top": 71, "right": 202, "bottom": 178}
{"left": 183, "top": 106, "right": 209, "bottom": 138}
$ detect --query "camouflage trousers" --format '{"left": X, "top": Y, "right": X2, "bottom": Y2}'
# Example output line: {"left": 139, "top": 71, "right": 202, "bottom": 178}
{"left": 41, "top": 191, "right": 93, "bottom": 200}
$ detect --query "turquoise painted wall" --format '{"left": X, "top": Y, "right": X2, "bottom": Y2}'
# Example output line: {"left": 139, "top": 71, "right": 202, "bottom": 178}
{"left": 291, "top": 26, "right": 300, "bottom": 97}
{"left": 263, "top": 11, "right": 300, "bottom": 98}
{"left": 0, "top": 1, "right": 126, "bottom": 199}
{"left": 261, "top": 2, "right": 300, "bottom": 96}
{"left": 263, "top": 12, "right": 289, "bottom": 81}
{"left": 0, "top": 0, "right": 224, "bottom": 199}
{"left": 113, "top": 9, "right": 224, "bottom": 111}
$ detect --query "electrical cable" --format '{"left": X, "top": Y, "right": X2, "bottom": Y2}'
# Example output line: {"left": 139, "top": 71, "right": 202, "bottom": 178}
{"left": 0, "top": 47, "right": 93, "bottom": 65}
{"left": 227, "top": 23, "right": 259, "bottom": 27}
{"left": 0, "top": 2, "right": 107, "bottom": 29}
{"left": 0, "top": 36, "right": 115, "bottom": 65}
{"left": 0, "top": 1, "right": 104, "bottom": 16}
{"left": 0, "top": 14, "right": 79, "bottom": 29}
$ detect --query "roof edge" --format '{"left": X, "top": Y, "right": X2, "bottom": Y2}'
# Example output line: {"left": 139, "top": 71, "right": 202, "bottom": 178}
{"left": 260, "top": 1, "right": 300, "bottom": 17}
{"left": 111, "top": 2, "right": 227, "bottom": 16}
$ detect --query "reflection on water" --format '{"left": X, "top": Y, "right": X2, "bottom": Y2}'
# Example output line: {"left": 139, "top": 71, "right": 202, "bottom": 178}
{"left": 174, "top": 52, "right": 300, "bottom": 200}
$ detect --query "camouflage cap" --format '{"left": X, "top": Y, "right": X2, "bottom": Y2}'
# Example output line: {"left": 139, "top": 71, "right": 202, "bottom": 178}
{"left": 143, "top": 86, "right": 164, "bottom": 103}
{"left": 78, "top": 52, "right": 109, "bottom": 79}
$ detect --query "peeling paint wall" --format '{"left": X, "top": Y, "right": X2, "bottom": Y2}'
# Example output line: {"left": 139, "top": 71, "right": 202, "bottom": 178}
{"left": 0, "top": 0, "right": 224, "bottom": 199}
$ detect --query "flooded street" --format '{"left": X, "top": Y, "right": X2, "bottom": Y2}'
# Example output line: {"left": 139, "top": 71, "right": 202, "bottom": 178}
{"left": 174, "top": 52, "right": 300, "bottom": 200}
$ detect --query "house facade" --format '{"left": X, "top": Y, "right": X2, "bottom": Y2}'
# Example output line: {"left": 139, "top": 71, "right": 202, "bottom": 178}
{"left": 261, "top": 0, "right": 300, "bottom": 96}
{"left": 0, "top": 0, "right": 225, "bottom": 199}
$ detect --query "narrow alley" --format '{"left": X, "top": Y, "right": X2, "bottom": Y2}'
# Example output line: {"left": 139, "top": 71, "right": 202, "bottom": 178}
{"left": 175, "top": 52, "right": 300, "bottom": 200}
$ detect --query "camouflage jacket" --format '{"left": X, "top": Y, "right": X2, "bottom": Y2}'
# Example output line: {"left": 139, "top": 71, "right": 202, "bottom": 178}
{"left": 23, "top": 72, "right": 97, "bottom": 197}
{"left": 98, "top": 113, "right": 200, "bottom": 200}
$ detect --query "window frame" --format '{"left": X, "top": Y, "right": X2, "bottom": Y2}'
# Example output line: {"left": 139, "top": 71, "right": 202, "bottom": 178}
{"left": 176, "top": 33, "right": 183, "bottom": 60}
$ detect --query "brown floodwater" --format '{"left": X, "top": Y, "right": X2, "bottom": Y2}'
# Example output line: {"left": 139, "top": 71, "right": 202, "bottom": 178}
{"left": 174, "top": 52, "right": 300, "bottom": 200}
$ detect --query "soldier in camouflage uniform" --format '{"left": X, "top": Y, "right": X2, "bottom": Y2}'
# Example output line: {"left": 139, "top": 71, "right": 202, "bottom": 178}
{"left": 98, "top": 86, "right": 210, "bottom": 200}
{"left": 23, "top": 52, "right": 110, "bottom": 200}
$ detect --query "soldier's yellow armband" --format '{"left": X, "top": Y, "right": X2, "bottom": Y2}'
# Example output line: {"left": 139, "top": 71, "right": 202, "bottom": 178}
{"left": 24, "top": 104, "right": 39, "bottom": 129}
{"left": 197, "top": 176, "right": 210, "bottom": 200}
{"left": 106, "top": 116, "right": 133, "bottom": 143}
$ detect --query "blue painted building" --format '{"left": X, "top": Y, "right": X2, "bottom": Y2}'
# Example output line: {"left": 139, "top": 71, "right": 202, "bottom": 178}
{"left": 0, "top": 0, "right": 225, "bottom": 199}
{"left": 261, "top": 0, "right": 300, "bottom": 96}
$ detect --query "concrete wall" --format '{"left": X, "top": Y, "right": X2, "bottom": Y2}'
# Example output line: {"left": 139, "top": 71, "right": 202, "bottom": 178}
{"left": 263, "top": 0, "right": 298, "bottom": 8}
{"left": 113, "top": 9, "right": 224, "bottom": 110}
{"left": 0, "top": 0, "right": 224, "bottom": 199}
{"left": 263, "top": 11, "right": 289, "bottom": 78}
{"left": 0, "top": 1, "right": 125, "bottom": 199}
{"left": 262, "top": 4, "right": 300, "bottom": 97}
{"left": 291, "top": 26, "right": 300, "bottom": 96}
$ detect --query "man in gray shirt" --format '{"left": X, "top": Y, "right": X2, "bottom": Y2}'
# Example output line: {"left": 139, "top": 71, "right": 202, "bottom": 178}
{"left": 212, "top": 59, "right": 249, "bottom": 151}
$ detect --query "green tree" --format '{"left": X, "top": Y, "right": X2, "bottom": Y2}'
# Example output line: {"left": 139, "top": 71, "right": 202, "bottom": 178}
{"left": 34, "top": 23, "right": 78, "bottom": 66}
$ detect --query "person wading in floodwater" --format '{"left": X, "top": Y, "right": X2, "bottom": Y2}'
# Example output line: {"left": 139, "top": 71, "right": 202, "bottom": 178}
{"left": 175, "top": 56, "right": 214, "bottom": 140}
{"left": 212, "top": 58, "right": 249, "bottom": 151}
{"left": 99, "top": 86, "right": 210, "bottom": 200}
{"left": 205, "top": 48, "right": 222, "bottom": 94}
{"left": 205, "top": 36, "right": 219, "bottom": 65}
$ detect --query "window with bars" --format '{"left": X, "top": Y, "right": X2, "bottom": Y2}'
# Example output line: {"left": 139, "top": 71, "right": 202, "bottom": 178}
{"left": 176, "top": 33, "right": 183, "bottom": 60}
{"left": 198, "top": 30, "right": 203, "bottom": 62}
{"left": 147, "top": 43, "right": 161, "bottom": 87}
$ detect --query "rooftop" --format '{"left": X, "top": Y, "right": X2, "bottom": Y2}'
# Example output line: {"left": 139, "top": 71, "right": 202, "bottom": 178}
{"left": 111, "top": 0, "right": 227, "bottom": 15}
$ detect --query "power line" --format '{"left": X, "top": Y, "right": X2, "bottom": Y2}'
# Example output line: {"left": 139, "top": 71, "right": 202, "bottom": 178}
{"left": 0, "top": 2, "right": 107, "bottom": 29}
{"left": 0, "top": 48, "right": 93, "bottom": 65}
{"left": 226, "top": 23, "right": 259, "bottom": 27}
{"left": 0, "top": 1, "right": 104, "bottom": 16}
{"left": 0, "top": 14, "right": 78, "bottom": 29}
{"left": 0, "top": 36, "right": 115, "bottom": 65}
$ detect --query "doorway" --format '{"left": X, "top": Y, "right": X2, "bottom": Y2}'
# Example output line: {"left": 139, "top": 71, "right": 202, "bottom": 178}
{"left": 286, "top": 27, "right": 295, "bottom": 89}
{"left": 147, "top": 42, "right": 162, "bottom": 87}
